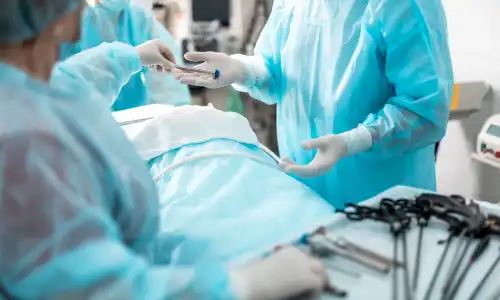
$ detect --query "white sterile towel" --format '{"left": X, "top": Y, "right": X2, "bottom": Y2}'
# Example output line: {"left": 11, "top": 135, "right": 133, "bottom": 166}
{"left": 114, "top": 104, "right": 260, "bottom": 161}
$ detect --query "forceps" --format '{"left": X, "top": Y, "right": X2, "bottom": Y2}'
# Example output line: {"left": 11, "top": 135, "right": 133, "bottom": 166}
{"left": 174, "top": 65, "right": 221, "bottom": 80}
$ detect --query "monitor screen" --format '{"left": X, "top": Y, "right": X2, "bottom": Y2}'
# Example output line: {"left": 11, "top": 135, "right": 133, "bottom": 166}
{"left": 192, "top": 0, "right": 231, "bottom": 26}
{"left": 487, "top": 124, "right": 500, "bottom": 138}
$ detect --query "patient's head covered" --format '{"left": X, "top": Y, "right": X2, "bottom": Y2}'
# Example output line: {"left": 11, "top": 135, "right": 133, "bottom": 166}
{"left": 115, "top": 104, "right": 259, "bottom": 161}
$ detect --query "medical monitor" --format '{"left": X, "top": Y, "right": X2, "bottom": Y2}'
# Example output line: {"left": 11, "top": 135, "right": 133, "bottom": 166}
{"left": 192, "top": 0, "right": 231, "bottom": 27}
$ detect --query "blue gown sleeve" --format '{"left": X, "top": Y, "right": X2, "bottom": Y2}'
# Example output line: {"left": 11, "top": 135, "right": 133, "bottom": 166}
{"left": 147, "top": 20, "right": 191, "bottom": 106}
{"left": 0, "top": 134, "right": 236, "bottom": 300}
{"left": 231, "top": 0, "right": 286, "bottom": 105}
{"left": 50, "top": 42, "right": 143, "bottom": 107}
{"left": 361, "top": 0, "right": 454, "bottom": 158}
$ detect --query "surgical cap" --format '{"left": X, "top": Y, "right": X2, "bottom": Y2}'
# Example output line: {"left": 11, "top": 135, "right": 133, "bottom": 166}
{"left": 0, "top": 0, "right": 84, "bottom": 44}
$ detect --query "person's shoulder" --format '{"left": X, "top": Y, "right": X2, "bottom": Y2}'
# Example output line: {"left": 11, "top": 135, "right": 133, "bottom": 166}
{"left": 0, "top": 83, "right": 68, "bottom": 141}
{"left": 126, "top": 3, "right": 155, "bottom": 22}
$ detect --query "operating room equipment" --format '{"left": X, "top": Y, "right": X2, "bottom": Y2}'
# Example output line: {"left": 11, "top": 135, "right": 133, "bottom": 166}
{"left": 445, "top": 236, "right": 491, "bottom": 300}
{"left": 468, "top": 247, "right": 500, "bottom": 300}
{"left": 466, "top": 215, "right": 500, "bottom": 299}
{"left": 314, "top": 229, "right": 399, "bottom": 268}
{"left": 487, "top": 285, "right": 500, "bottom": 300}
{"left": 381, "top": 199, "right": 413, "bottom": 300}
{"left": 335, "top": 200, "right": 413, "bottom": 300}
{"left": 120, "top": 116, "right": 155, "bottom": 126}
{"left": 411, "top": 199, "right": 431, "bottom": 293}
{"left": 334, "top": 193, "right": 496, "bottom": 300}
{"left": 269, "top": 186, "right": 500, "bottom": 299}
{"left": 268, "top": 239, "right": 362, "bottom": 279}
{"left": 174, "top": 64, "right": 221, "bottom": 79}
{"left": 324, "top": 285, "right": 348, "bottom": 298}
{"left": 441, "top": 201, "right": 485, "bottom": 299}
{"left": 470, "top": 113, "right": 500, "bottom": 170}
{"left": 307, "top": 234, "right": 391, "bottom": 274}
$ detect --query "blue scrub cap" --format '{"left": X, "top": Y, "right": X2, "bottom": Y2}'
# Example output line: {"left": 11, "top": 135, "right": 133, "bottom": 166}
{"left": 0, "top": 0, "right": 84, "bottom": 44}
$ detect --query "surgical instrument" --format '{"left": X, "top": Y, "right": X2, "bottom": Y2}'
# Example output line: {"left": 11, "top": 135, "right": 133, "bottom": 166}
{"left": 336, "top": 200, "right": 412, "bottom": 300}
{"left": 379, "top": 199, "right": 412, "bottom": 300}
{"left": 119, "top": 116, "right": 155, "bottom": 126}
{"left": 308, "top": 235, "right": 390, "bottom": 274}
{"left": 422, "top": 232, "right": 457, "bottom": 300}
{"left": 486, "top": 285, "right": 500, "bottom": 300}
{"left": 421, "top": 195, "right": 468, "bottom": 300}
{"left": 401, "top": 196, "right": 431, "bottom": 293}
{"left": 467, "top": 248, "right": 500, "bottom": 300}
{"left": 272, "top": 236, "right": 361, "bottom": 279}
{"left": 314, "top": 227, "right": 400, "bottom": 267}
{"left": 467, "top": 215, "right": 500, "bottom": 299}
{"left": 445, "top": 236, "right": 490, "bottom": 300}
{"left": 174, "top": 65, "right": 221, "bottom": 80}
{"left": 325, "top": 284, "right": 348, "bottom": 298}
{"left": 441, "top": 200, "right": 485, "bottom": 298}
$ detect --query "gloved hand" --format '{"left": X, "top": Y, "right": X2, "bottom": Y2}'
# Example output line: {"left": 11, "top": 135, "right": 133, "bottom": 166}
{"left": 281, "top": 127, "right": 373, "bottom": 178}
{"left": 229, "top": 247, "right": 328, "bottom": 300}
{"left": 135, "top": 39, "right": 176, "bottom": 71}
{"left": 173, "top": 52, "right": 249, "bottom": 88}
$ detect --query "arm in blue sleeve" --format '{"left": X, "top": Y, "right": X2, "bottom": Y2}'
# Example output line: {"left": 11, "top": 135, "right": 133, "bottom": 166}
{"left": 146, "top": 20, "right": 191, "bottom": 106}
{"left": 51, "top": 42, "right": 143, "bottom": 107}
{"left": 231, "top": 0, "right": 287, "bottom": 105}
{"left": 0, "top": 134, "right": 236, "bottom": 300}
{"left": 361, "top": 0, "right": 454, "bottom": 157}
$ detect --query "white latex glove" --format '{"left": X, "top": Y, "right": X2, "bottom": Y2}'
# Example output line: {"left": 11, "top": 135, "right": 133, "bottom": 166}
{"left": 173, "top": 52, "right": 249, "bottom": 88}
{"left": 281, "top": 127, "right": 373, "bottom": 178}
{"left": 229, "top": 247, "right": 328, "bottom": 300}
{"left": 135, "top": 39, "right": 176, "bottom": 71}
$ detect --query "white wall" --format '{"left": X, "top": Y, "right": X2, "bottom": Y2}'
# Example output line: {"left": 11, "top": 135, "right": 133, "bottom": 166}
{"left": 437, "top": 0, "right": 500, "bottom": 202}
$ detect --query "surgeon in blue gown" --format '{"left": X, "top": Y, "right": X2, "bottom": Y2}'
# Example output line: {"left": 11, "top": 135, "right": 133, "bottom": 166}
{"left": 60, "top": 0, "right": 191, "bottom": 110}
{"left": 174, "top": 0, "right": 454, "bottom": 208}
{"left": 0, "top": 0, "right": 330, "bottom": 299}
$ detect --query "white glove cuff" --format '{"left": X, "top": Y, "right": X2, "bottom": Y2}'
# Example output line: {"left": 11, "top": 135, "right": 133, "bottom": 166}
{"left": 229, "top": 269, "right": 252, "bottom": 300}
{"left": 339, "top": 126, "right": 373, "bottom": 156}
{"left": 231, "top": 54, "right": 269, "bottom": 89}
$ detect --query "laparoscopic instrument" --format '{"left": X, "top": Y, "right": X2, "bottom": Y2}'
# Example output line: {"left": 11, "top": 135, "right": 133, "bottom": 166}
{"left": 269, "top": 227, "right": 401, "bottom": 298}
{"left": 336, "top": 200, "right": 413, "bottom": 300}
{"left": 332, "top": 193, "right": 500, "bottom": 300}
{"left": 159, "top": 51, "right": 221, "bottom": 80}
{"left": 266, "top": 190, "right": 500, "bottom": 299}
{"left": 174, "top": 65, "right": 221, "bottom": 80}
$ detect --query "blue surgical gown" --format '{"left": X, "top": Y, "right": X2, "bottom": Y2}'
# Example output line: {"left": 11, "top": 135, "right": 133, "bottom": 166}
{"left": 0, "top": 43, "right": 233, "bottom": 299}
{"left": 234, "top": 0, "right": 454, "bottom": 208}
{"left": 59, "top": 4, "right": 191, "bottom": 111}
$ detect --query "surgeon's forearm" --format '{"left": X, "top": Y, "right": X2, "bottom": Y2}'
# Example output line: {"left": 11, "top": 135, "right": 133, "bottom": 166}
{"left": 6, "top": 239, "right": 237, "bottom": 300}
{"left": 231, "top": 54, "right": 279, "bottom": 105}
{"left": 51, "top": 42, "right": 143, "bottom": 107}
{"left": 359, "top": 1, "right": 453, "bottom": 158}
